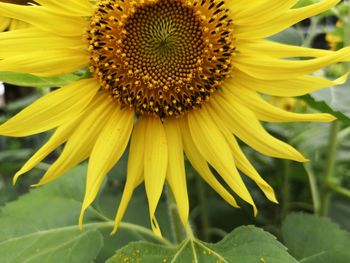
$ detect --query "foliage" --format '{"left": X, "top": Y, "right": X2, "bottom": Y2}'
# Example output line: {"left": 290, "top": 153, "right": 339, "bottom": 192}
{"left": 108, "top": 226, "right": 297, "bottom": 263}
{"left": 1, "top": 165, "right": 350, "bottom": 262}
{"left": 0, "top": 165, "right": 103, "bottom": 263}
{"left": 282, "top": 214, "right": 350, "bottom": 262}
{"left": 0, "top": 71, "right": 82, "bottom": 88}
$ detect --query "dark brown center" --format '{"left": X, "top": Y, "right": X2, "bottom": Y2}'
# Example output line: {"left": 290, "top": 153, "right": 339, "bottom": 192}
{"left": 88, "top": 0, "right": 234, "bottom": 118}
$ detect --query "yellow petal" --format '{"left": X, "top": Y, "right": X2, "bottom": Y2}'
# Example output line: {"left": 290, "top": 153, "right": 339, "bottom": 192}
{"left": 224, "top": 86, "right": 335, "bottom": 122}
{"left": 233, "top": 0, "right": 298, "bottom": 26}
{"left": 79, "top": 107, "right": 134, "bottom": 228}
{"left": 34, "top": 93, "right": 115, "bottom": 186}
{"left": 0, "top": 28, "right": 85, "bottom": 58}
{"left": 34, "top": 0, "right": 93, "bottom": 17}
{"left": 0, "top": 3, "right": 86, "bottom": 36}
{"left": 225, "top": 132, "right": 278, "bottom": 204}
{"left": 238, "top": 39, "right": 335, "bottom": 58}
{"left": 0, "top": 79, "right": 99, "bottom": 137}
{"left": 143, "top": 116, "right": 168, "bottom": 237}
{"left": 179, "top": 118, "right": 239, "bottom": 208}
{"left": 227, "top": 0, "right": 261, "bottom": 14}
{"left": 0, "top": 49, "right": 88, "bottom": 76}
{"left": 0, "top": 16, "right": 10, "bottom": 32}
{"left": 164, "top": 119, "right": 189, "bottom": 226}
{"left": 208, "top": 108, "right": 277, "bottom": 203}
{"left": 112, "top": 120, "right": 145, "bottom": 234}
{"left": 187, "top": 109, "right": 257, "bottom": 215}
{"left": 228, "top": 71, "right": 349, "bottom": 97}
{"left": 234, "top": 47, "right": 350, "bottom": 80}
{"left": 8, "top": 19, "right": 29, "bottom": 30}
{"left": 209, "top": 96, "right": 307, "bottom": 162}
{"left": 13, "top": 117, "right": 81, "bottom": 184}
{"left": 236, "top": 0, "right": 341, "bottom": 39}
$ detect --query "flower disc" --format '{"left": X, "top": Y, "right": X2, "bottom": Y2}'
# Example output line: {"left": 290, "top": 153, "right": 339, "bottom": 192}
{"left": 88, "top": 0, "right": 234, "bottom": 118}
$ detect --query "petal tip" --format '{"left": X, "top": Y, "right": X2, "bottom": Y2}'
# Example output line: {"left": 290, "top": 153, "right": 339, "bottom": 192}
{"left": 150, "top": 216, "right": 163, "bottom": 238}
{"left": 253, "top": 205, "right": 258, "bottom": 217}
{"left": 111, "top": 220, "right": 121, "bottom": 236}
{"left": 270, "top": 196, "right": 279, "bottom": 204}
{"left": 12, "top": 173, "right": 20, "bottom": 185}
{"left": 230, "top": 201, "right": 240, "bottom": 208}
{"left": 110, "top": 228, "right": 117, "bottom": 236}
{"left": 294, "top": 152, "right": 309, "bottom": 163}
{"left": 302, "top": 157, "right": 310, "bottom": 163}
{"left": 324, "top": 114, "right": 337, "bottom": 122}
{"left": 78, "top": 210, "right": 85, "bottom": 231}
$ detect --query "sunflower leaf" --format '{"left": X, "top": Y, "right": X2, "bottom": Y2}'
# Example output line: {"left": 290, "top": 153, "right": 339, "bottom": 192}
{"left": 0, "top": 228, "right": 103, "bottom": 263}
{"left": 269, "top": 27, "right": 303, "bottom": 46}
{"left": 293, "top": 0, "right": 317, "bottom": 9}
{"left": 300, "top": 251, "right": 350, "bottom": 263}
{"left": 0, "top": 71, "right": 81, "bottom": 87}
{"left": 106, "top": 226, "right": 297, "bottom": 263}
{"left": 282, "top": 213, "right": 350, "bottom": 261}
{"left": 309, "top": 81, "right": 350, "bottom": 122}
{"left": 301, "top": 81, "right": 350, "bottom": 125}
{"left": 0, "top": 165, "right": 104, "bottom": 263}
{"left": 0, "top": 162, "right": 174, "bottom": 263}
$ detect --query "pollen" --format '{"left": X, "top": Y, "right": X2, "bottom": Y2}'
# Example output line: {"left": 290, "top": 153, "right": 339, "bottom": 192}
{"left": 88, "top": 0, "right": 234, "bottom": 118}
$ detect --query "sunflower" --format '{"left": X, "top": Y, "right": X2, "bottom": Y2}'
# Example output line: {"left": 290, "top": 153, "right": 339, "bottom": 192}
{"left": 0, "top": 0, "right": 349, "bottom": 236}
{"left": 0, "top": 0, "right": 31, "bottom": 31}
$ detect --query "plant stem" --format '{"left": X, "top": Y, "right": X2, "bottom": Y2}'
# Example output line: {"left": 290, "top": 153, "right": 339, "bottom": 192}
{"left": 196, "top": 177, "right": 210, "bottom": 241}
{"left": 206, "top": 228, "right": 228, "bottom": 238}
{"left": 281, "top": 160, "right": 291, "bottom": 219}
{"left": 328, "top": 185, "right": 350, "bottom": 198}
{"left": 304, "top": 163, "right": 321, "bottom": 213}
{"left": 81, "top": 221, "right": 172, "bottom": 246}
{"left": 119, "top": 222, "right": 173, "bottom": 246}
{"left": 320, "top": 121, "right": 340, "bottom": 216}
{"left": 86, "top": 206, "right": 172, "bottom": 245}
{"left": 303, "top": 17, "right": 320, "bottom": 47}
{"left": 166, "top": 185, "right": 186, "bottom": 244}
{"left": 185, "top": 222, "right": 195, "bottom": 240}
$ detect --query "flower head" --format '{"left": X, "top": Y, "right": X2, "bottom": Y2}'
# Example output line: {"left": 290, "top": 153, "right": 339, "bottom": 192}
{"left": 0, "top": 0, "right": 349, "bottom": 236}
{"left": 88, "top": 0, "right": 234, "bottom": 118}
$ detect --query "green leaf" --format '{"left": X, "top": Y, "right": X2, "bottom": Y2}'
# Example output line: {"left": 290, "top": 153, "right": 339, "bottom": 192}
{"left": 107, "top": 226, "right": 297, "bottom": 263}
{"left": 282, "top": 213, "right": 350, "bottom": 261}
{"left": 0, "top": 165, "right": 104, "bottom": 263}
{"left": 269, "top": 27, "right": 303, "bottom": 46}
{"left": 329, "top": 197, "right": 350, "bottom": 231}
{"left": 0, "top": 71, "right": 81, "bottom": 87}
{"left": 94, "top": 192, "right": 173, "bottom": 262}
{"left": 302, "top": 88, "right": 350, "bottom": 125}
{"left": 0, "top": 162, "right": 173, "bottom": 263}
{"left": 0, "top": 228, "right": 103, "bottom": 263}
{"left": 300, "top": 251, "right": 350, "bottom": 263}
{"left": 310, "top": 81, "right": 350, "bottom": 123}
{"left": 294, "top": 0, "right": 316, "bottom": 8}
